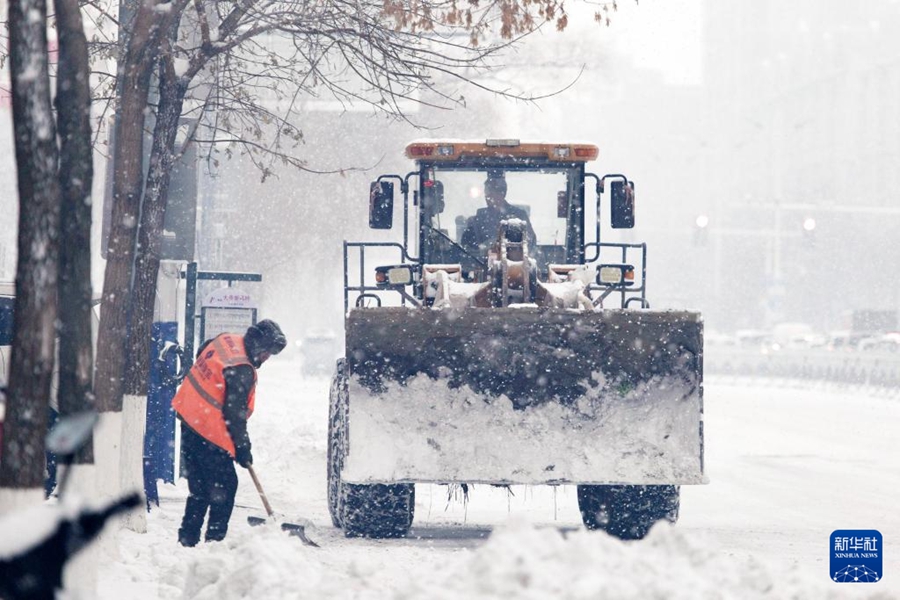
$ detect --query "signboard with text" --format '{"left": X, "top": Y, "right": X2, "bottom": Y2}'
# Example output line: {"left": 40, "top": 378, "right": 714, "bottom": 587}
{"left": 204, "top": 287, "right": 256, "bottom": 309}
{"left": 200, "top": 288, "right": 257, "bottom": 344}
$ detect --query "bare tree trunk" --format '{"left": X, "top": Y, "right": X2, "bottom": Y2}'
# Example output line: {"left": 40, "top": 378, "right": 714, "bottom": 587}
{"left": 53, "top": 4, "right": 97, "bottom": 584}
{"left": 125, "top": 59, "right": 187, "bottom": 398}
{"left": 55, "top": 0, "right": 95, "bottom": 455}
{"left": 91, "top": 2, "right": 182, "bottom": 529}
{"left": 117, "top": 47, "right": 188, "bottom": 532}
{"left": 0, "top": 0, "right": 60, "bottom": 503}
{"left": 94, "top": 1, "right": 168, "bottom": 414}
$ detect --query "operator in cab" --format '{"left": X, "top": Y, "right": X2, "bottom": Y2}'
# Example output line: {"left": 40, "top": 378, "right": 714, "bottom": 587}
{"left": 461, "top": 171, "right": 537, "bottom": 258}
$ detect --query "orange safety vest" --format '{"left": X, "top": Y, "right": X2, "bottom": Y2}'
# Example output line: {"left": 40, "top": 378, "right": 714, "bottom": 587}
{"left": 172, "top": 333, "right": 257, "bottom": 456}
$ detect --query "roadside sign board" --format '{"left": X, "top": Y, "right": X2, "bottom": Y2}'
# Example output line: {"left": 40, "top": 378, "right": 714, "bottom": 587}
{"left": 200, "top": 288, "right": 257, "bottom": 343}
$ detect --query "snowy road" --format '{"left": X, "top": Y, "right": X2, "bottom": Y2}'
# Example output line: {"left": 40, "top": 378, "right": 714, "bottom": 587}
{"left": 99, "top": 358, "right": 900, "bottom": 598}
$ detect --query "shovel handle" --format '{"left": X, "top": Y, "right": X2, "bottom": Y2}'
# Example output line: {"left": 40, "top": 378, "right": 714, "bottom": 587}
{"left": 247, "top": 465, "right": 275, "bottom": 517}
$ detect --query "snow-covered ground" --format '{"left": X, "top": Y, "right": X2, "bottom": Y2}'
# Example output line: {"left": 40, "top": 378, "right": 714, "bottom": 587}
{"left": 93, "top": 358, "right": 899, "bottom": 598}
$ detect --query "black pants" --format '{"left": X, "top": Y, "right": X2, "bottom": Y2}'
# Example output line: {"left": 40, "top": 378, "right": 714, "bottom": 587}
{"left": 178, "top": 422, "right": 238, "bottom": 546}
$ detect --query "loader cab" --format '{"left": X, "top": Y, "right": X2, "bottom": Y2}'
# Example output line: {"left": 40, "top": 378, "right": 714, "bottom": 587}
{"left": 417, "top": 163, "right": 587, "bottom": 280}
{"left": 352, "top": 140, "right": 647, "bottom": 311}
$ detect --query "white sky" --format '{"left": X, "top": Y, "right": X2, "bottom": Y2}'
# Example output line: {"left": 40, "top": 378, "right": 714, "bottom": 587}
{"left": 607, "top": 0, "right": 704, "bottom": 85}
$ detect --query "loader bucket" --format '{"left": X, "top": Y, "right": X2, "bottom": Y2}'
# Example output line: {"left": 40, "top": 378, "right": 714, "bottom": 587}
{"left": 340, "top": 307, "right": 703, "bottom": 486}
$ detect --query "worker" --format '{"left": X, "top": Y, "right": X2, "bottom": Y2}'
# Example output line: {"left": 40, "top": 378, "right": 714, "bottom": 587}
{"left": 173, "top": 319, "right": 287, "bottom": 546}
{"left": 461, "top": 171, "right": 537, "bottom": 257}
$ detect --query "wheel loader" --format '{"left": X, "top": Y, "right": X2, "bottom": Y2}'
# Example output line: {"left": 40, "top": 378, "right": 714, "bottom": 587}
{"left": 329, "top": 139, "right": 704, "bottom": 540}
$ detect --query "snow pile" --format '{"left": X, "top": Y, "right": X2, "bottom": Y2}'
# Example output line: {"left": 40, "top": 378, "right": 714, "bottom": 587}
{"left": 171, "top": 518, "right": 888, "bottom": 600}
{"left": 426, "top": 267, "right": 489, "bottom": 308}
{"left": 343, "top": 373, "right": 702, "bottom": 484}
{"left": 0, "top": 493, "right": 117, "bottom": 559}
{"left": 178, "top": 530, "right": 337, "bottom": 600}
{"left": 423, "top": 519, "right": 883, "bottom": 600}
{"left": 0, "top": 503, "right": 63, "bottom": 558}
{"left": 537, "top": 280, "right": 592, "bottom": 310}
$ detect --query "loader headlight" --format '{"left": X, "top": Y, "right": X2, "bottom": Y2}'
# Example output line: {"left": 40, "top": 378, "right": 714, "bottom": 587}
{"left": 375, "top": 264, "right": 416, "bottom": 287}
{"left": 596, "top": 264, "right": 635, "bottom": 287}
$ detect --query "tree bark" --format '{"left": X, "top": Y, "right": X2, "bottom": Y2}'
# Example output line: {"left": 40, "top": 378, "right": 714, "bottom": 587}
{"left": 125, "top": 56, "right": 187, "bottom": 397}
{"left": 115, "top": 49, "right": 189, "bottom": 532}
{"left": 54, "top": 0, "right": 95, "bottom": 464}
{"left": 0, "top": 0, "right": 60, "bottom": 490}
{"left": 94, "top": 1, "right": 168, "bottom": 413}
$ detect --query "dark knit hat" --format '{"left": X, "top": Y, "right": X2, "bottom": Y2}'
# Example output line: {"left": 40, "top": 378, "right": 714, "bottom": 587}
{"left": 485, "top": 170, "right": 507, "bottom": 192}
{"left": 245, "top": 319, "right": 287, "bottom": 355}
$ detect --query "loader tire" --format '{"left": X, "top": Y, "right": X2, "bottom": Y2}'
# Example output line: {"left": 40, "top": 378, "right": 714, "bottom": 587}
{"left": 327, "top": 361, "right": 347, "bottom": 528}
{"left": 340, "top": 483, "right": 415, "bottom": 539}
{"left": 577, "top": 484, "right": 679, "bottom": 540}
{"left": 328, "top": 359, "right": 416, "bottom": 537}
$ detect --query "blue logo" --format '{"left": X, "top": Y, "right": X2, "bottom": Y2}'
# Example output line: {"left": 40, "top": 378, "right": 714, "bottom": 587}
{"left": 831, "top": 530, "right": 882, "bottom": 583}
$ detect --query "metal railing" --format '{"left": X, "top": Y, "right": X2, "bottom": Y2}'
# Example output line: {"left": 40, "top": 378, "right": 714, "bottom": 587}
{"left": 705, "top": 347, "right": 900, "bottom": 389}
{"left": 343, "top": 241, "right": 418, "bottom": 313}
{"left": 585, "top": 242, "right": 649, "bottom": 309}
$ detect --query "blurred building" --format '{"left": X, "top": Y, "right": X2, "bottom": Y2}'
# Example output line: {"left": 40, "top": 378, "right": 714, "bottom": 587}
{"left": 186, "top": 4, "right": 900, "bottom": 340}
{"left": 701, "top": 1, "right": 900, "bottom": 331}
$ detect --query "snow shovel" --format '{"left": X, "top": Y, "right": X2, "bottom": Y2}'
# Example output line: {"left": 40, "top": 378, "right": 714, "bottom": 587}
{"left": 246, "top": 465, "right": 319, "bottom": 547}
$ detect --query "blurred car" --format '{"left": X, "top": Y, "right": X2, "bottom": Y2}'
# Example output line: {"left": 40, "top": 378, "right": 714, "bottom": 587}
{"left": 858, "top": 332, "right": 900, "bottom": 353}
{"left": 298, "top": 330, "right": 340, "bottom": 376}
{"left": 770, "top": 322, "right": 827, "bottom": 350}
{"left": 734, "top": 329, "right": 773, "bottom": 352}
{"left": 704, "top": 331, "right": 738, "bottom": 347}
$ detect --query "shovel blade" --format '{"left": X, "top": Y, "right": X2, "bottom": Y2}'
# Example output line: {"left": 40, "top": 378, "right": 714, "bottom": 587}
{"left": 246, "top": 515, "right": 319, "bottom": 547}
{"left": 281, "top": 523, "right": 320, "bottom": 547}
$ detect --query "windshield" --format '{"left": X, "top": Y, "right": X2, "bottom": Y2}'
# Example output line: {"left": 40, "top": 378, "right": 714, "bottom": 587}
{"left": 420, "top": 166, "right": 581, "bottom": 273}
